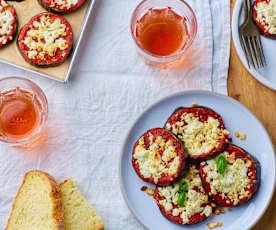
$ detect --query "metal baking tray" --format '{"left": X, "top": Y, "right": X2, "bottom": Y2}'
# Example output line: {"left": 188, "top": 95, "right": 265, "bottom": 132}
{"left": 0, "top": 0, "right": 96, "bottom": 82}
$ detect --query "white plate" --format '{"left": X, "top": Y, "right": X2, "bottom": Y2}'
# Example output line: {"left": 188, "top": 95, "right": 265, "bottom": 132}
{"left": 232, "top": 0, "right": 276, "bottom": 91}
{"left": 119, "top": 90, "right": 275, "bottom": 230}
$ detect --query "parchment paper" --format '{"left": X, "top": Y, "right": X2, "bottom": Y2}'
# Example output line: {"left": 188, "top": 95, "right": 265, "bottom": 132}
{"left": 0, "top": 0, "right": 90, "bottom": 81}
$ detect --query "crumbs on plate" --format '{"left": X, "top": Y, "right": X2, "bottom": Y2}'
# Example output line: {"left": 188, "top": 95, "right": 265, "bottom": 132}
{"left": 214, "top": 208, "right": 225, "bottom": 215}
{"left": 141, "top": 186, "right": 155, "bottom": 197}
{"left": 234, "top": 130, "right": 246, "bottom": 140}
{"left": 191, "top": 102, "right": 197, "bottom": 107}
{"left": 207, "top": 222, "right": 222, "bottom": 229}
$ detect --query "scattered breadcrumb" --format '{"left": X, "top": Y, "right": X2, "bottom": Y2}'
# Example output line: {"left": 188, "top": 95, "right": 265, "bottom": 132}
{"left": 214, "top": 208, "right": 220, "bottom": 215}
{"left": 225, "top": 207, "right": 231, "bottom": 211}
{"left": 214, "top": 208, "right": 225, "bottom": 215}
{"left": 141, "top": 186, "right": 155, "bottom": 198}
{"left": 207, "top": 222, "right": 222, "bottom": 229}
{"left": 191, "top": 102, "right": 197, "bottom": 107}
{"left": 234, "top": 131, "right": 246, "bottom": 140}
{"left": 146, "top": 187, "right": 155, "bottom": 197}
{"left": 240, "top": 133, "right": 246, "bottom": 140}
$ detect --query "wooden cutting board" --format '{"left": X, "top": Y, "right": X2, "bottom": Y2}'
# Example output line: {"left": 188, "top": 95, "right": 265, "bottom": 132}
{"left": 229, "top": 1, "right": 276, "bottom": 229}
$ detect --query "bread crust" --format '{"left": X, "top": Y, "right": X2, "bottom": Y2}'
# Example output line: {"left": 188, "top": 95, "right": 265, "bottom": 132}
{"left": 5, "top": 170, "right": 64, "bottom": 230}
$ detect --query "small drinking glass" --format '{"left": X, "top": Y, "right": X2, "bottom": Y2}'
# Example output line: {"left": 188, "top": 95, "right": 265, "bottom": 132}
{"left": 131, "top": 0, "right": 197, "bottom": 67}
{"left": 0, "top": 77, "right": 48, "bottom": 147}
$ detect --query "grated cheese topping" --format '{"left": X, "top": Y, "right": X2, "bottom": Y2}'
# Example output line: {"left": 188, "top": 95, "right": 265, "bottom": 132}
{"left": 23, "top": 15, "right": 69, "bottom": 60}
{"left": 157, "top": 165, "right": 213, "bottom": 224}
{"left": 49, "top": 0, "right": 79, "bottom": 10}
{"left": 0, "top": 0, "right": 15, "bottom": 45}
{"left": 201, "top": 151, "right": 253, "bottom": 205}
{"left": 166, "top": 113, "right": 227, "bottom": 156}
{"left": 255, "top": 0, "right": 276, "bottom": 34}
{"left": 134, "top": 133, "right": 180, "bottom": 184}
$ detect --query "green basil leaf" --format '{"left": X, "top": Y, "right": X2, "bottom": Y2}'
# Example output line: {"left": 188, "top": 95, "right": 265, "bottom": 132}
{"left": 179, "top": 181, "right": 188, "bottom": 191}
{"left": 177, "top": 192, "right": 186, "bottom": 207}
{"left": 216, "top": 155, "right": 227, "bottom": 174}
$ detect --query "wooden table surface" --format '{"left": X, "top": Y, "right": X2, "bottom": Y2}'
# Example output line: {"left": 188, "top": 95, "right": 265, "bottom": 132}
{"left": 229, "top": 0, "right": 276, "bottom": 229}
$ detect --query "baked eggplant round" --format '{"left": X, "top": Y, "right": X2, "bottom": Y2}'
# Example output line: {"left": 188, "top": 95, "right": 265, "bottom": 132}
{"left": 200, "top": 145, "right": 259, "bottom": 207}
{"left": 253, "top": 0, "right": 276, "bottom": 36}
{"left": 0, "top": 0, "right": 17, "bottom": 48}
{"left": 17, "top": 12, "right": 73, "bottom": 67}
{"left": 155, "top": 165, "right": 215, "bottom": 225}
{"left": 165, "top": 107, "right": 229, "bottom": 159}
{"left": 132, "top": 128, "right": 185, "bottom": 185}
{"left": 39, "top": 0, "right": 86, "bottom": 13}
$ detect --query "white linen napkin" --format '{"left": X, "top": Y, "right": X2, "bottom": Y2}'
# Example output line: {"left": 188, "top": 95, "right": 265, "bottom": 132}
{"left": 0, "top": 0, "right": 230, "bottom": 229}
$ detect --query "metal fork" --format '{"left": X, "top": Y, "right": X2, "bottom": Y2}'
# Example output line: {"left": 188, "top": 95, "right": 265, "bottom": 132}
{"left": 239, "top": 0, "right": 266, "bottom": 69}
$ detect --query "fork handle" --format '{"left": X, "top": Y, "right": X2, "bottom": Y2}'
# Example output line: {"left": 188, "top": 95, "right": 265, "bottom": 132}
{"left": 243, "top": 0, "right": 249, "bottom": 19}
{"left": 247, "top": 0, "right": 253, "bottom": 19}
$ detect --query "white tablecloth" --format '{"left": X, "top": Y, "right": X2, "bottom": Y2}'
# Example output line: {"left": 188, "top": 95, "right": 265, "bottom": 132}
{"left": 0, "top": 0, "right": 230, "bottom": 229}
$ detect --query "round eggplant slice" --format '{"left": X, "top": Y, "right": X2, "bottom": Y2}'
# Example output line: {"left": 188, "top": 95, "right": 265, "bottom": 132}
{"left": 200, "top": 145, "right": 259, "bottom": 207}
{"left": 253, "top": 0, "right": 276, "bottom": 37}
{"left": 39, "top": 0, "right": 86, "bottom": 13}
{"left": 165, "top": 107, "right": 229, "bottom": 159}
{"left": 155, "top": 165, "right": 215, "bottom": 225}
{"left": 17, "top": 12, "right": 73, "bottom": 67}
{"left": 132, "top": 128, "right": 185, "bottom": 185}
{"left": 0, "top": 0, "right": 17, "bottom": 48}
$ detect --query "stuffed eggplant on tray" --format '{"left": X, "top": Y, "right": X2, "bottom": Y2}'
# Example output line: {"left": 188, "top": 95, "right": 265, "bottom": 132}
{"left": 17, "top": 12, "right": 73, "bottom": 67}
{"left": 0, "top": 0, "right": 17, "bottom": 48}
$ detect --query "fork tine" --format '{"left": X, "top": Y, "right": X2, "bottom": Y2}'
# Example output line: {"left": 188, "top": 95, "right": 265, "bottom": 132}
{"left": 252, "top": 36, "right": 262, "bottom": 67}
{"left": 243, "top": 36, "right": 255, "bottom": 69}
{"left": 247, "top": 36, "right": 258, "bottom": 68}
{"left": 242, "top": 35, "right": 254, "bottom": 69}
{"left": 256, "top": 35, "right": 266, "bottom": 66}
{"left": 240, "top": 34, "right": 251, "bottom": 68}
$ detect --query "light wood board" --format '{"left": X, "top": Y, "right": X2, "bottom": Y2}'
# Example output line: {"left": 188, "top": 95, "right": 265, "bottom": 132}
{"left": 229, "top": 0, "right": 276, "bottom": 229}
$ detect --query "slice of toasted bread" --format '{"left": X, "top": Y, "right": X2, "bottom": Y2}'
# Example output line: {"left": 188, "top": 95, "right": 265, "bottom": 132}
{"left": 60, "top": 178, "right": 104, "bottom": 230}
{"left": 5, "top": 170, "right": 64, "bottom": 230}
